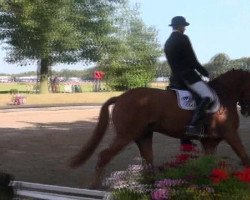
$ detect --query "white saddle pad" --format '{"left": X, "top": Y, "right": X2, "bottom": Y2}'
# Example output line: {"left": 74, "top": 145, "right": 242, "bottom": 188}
{"left": 172, "top": 89, "right": 220, "bottom": 113}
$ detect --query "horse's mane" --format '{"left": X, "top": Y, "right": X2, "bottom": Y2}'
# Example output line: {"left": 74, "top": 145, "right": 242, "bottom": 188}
{"left": 209, "top": 69, "right": 250, "bottom": 104}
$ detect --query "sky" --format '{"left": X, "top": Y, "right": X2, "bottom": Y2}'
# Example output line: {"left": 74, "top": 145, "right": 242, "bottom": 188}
{"left": 0, "top": 0, "right": 250, "bottom": 74}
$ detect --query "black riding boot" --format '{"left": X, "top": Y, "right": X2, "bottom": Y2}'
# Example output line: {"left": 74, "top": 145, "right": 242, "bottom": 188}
{"left": 185, "top": 97, "right": 212, "bottom": 137}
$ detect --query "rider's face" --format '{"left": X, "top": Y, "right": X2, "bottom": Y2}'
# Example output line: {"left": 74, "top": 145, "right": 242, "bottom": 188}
{"left": 179, "top": 26, "right": 186, "bottom": 33}
{"left": 176, "top": 26, "right": 186, "bottom": 33}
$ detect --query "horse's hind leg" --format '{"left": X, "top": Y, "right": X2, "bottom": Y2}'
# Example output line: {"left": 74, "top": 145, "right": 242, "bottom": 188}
{"left": 135, "top": 129, "right": 153, "bottom": 165}
{"left": 224, "top": 130, "right": 250, "bottom": 166}
{"left": 90, "top": 136, "right": 131, "bottom": 188}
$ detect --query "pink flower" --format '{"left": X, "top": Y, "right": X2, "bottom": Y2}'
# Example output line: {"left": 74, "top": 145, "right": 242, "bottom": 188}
{"left": 151, "top": 188, "right": 170, "bottom": 200}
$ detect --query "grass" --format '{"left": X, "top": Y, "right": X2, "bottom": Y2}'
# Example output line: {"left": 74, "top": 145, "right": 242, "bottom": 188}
{"left": 0, "top": 81, "right": 167, "bottom": 107}
{"left": 0, "top": 82, "right": 95, "bottom": 94}
{"left": 0, "top": 82, "right": 119, "bottom": 107}
{"left": 1, "top": 92, "right": 123, "bottom": 107}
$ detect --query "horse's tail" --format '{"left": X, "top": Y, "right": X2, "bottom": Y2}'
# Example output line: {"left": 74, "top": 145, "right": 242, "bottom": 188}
{"left": 70, "top": 96, "right": 118, "bottom": 168}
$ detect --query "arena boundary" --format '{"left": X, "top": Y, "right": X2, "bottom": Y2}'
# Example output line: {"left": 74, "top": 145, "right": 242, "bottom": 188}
{"left": 11, "top": 181, "right": 111, "bottom": 200}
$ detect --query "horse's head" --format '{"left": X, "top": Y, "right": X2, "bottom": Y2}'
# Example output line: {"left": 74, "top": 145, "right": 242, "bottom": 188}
{"left": 212, "top": 69, "right": 250, "bottom": 117}
{"left": 239, "top": 74, "right": 250, "bottom": 117}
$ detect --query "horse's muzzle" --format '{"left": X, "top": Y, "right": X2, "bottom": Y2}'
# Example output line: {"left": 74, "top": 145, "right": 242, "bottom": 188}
{"left": 240, "top": 109, "right": 249, "bottom": 117}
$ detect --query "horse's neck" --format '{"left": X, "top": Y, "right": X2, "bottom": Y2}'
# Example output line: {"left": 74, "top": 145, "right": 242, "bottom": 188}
{"left": 210, "top": 72, "right": 244, "bottom": 105}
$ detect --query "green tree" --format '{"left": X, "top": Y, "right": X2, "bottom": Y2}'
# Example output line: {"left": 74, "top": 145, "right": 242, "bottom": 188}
{"left": 0, "top": 0, "right": 124, "bottom": 93}
{"left": 239, "top": 57, "right": 250, "bottom": 70}
{"left": 156, "top": 61, "right": 171, "bottom": 78}
{"left": 205, "top": 53, "right": 250, "bottom": 77}
{"left": 205, "top": 53, "right": 231, "bottom": 76}
{"left": 100, "top": 5, "right": 162, "bottom": 90}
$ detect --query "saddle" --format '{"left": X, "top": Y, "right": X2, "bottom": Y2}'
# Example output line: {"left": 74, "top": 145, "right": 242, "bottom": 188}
{"left": 171, "top": 88, "right": 220, "bottom": 114}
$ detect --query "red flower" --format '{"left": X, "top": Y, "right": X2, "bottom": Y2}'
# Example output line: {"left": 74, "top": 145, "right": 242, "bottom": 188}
{"left": 180, "top": 144, "right": 198, "bottom": 152}
{"left": 234, "top": 167, "right": 250, "bottom": 183}
{"left": 176, "top": 154, "right": 190, "bottom": 162}
{"left": 210, "top": 168, "right": 229, "bottom": 184}
{"left": 211, "top": 177, "right": 221, "bottom": 184}
{"left": 167, "top": 154, "right": 192, "bottom": 167}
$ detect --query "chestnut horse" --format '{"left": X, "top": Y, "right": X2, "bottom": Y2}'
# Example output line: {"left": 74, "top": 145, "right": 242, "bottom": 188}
{"left": 70, "top": 69, "right": 250, "bottom": 187}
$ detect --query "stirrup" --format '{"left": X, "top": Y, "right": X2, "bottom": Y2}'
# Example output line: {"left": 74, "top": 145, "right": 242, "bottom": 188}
{"left": 185, "top": 125, "right": 206, "bottom": 138}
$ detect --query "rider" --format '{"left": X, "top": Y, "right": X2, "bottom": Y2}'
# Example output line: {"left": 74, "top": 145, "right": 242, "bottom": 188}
{"left": 164, "top": 16, "right": 215, "bottom": 136}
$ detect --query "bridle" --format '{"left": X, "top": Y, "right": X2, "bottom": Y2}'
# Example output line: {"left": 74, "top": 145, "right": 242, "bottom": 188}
{"left": 238, "top": 99, "right": 250, "bottom": 117}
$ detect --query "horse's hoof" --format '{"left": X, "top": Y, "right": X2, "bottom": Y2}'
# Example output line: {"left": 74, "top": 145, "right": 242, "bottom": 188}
{"left": 88, "top": 180, "right": 99, "bottom": 190}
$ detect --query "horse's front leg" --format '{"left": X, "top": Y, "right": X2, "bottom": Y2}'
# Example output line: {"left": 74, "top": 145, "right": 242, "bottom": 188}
{"left": 224, "top": 130, "right": 250, "bottom": 166}
{"left": 135, "top": 129, "right": 154, "bottom": 165}
{"left": 200, "top": 137, "right": 222, "bottom": 154}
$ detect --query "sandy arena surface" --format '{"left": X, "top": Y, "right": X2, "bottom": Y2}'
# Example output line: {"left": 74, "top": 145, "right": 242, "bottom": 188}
{"left": 0, "top": 106, "right": 249, "bottom": 189}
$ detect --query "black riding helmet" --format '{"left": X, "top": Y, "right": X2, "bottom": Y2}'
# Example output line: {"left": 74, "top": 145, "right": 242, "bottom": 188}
{"left": 169, "top": 16, "right": 190, "bottom": 27}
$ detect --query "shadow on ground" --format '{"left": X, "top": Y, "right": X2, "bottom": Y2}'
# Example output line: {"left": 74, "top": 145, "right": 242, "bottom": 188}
{"left": 0, "top": 117, "right": 249, "bottom": 190}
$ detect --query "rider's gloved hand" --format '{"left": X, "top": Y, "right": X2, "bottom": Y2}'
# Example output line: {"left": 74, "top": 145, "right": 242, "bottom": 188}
{"left": 201, "top": 76, "right": 210, "bottom": 82}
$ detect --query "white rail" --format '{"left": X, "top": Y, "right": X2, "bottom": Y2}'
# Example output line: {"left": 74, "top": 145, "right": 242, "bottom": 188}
{"left": 11, "top": 181, "right": 111, "bottom": 200}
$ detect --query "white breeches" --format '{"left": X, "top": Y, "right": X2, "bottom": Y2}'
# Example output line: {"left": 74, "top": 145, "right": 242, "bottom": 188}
{"left": 187, "top": 81, "right": 215, "bottom": 102}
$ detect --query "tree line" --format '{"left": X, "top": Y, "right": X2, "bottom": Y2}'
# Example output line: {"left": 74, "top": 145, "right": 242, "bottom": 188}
{"left": 2, "top": 53, "right": 249, "bottom": 81}
{"left": 0, "top": 1, "right": 249, "bottom": 93}
{"left": 157, "top": 53, "right": 250, "bottom": 79}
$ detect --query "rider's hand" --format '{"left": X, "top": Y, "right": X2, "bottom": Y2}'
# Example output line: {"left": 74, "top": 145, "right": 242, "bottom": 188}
{"left": 201, "top": 76, "right": 210, "bottom": 82}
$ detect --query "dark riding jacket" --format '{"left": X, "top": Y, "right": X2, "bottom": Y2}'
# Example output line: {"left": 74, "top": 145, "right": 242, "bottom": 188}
{"left": 164, "top": 31, "right": 209, "bottom": 88}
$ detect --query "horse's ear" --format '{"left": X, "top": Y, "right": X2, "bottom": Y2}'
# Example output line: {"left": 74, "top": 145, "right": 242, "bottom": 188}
{"left": 232, "top": 68, "right": 235, "bottom": 71}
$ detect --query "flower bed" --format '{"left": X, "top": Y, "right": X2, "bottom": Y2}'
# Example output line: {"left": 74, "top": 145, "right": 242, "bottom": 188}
{"left": 105, "top": 145, "right": 250, "bottom": 200}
